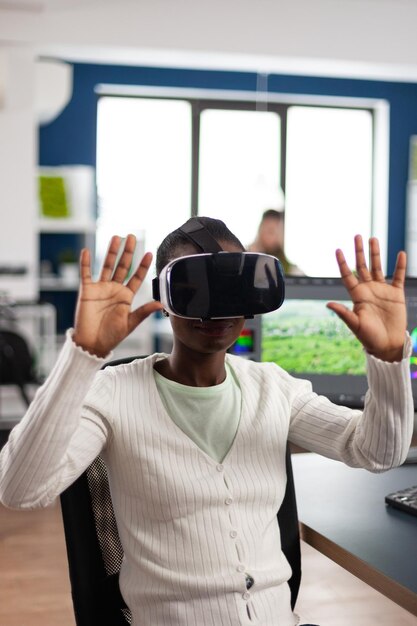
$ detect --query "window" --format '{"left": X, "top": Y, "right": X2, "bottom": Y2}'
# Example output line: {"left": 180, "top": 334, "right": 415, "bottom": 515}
{"left": 198, "top": 108, "right": 281, "bottom": 248}
{"left": 285, "top": 106, "right": 373, "bottom": 275}
{"left": 96, "top": 96, "right": 191, "bottom": 271}
{"left": 96, "top": 89, "right": 380, "bottom": 277}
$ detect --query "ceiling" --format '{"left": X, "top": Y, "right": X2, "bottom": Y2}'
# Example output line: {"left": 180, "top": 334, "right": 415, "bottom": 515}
{"left": 2, "top": 0, "right": 417, "bottom": 82}
{"left": 0, "top": 0, "right": 109, "bottom": 11}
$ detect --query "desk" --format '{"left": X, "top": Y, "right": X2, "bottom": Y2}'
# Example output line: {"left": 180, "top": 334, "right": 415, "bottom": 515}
{"left": 292, "top": 453, "right": 417, "bottom": 616}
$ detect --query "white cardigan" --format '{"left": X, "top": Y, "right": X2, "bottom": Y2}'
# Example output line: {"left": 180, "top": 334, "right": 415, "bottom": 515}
{"left": 0, "top": 332, "right": 414, "bottom": 626}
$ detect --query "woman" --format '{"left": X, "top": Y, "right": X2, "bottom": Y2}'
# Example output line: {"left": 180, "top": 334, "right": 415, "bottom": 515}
{"left": 0, "top": 217, "right": 413, "bottom": 626}
{"left": 248, "top": 209, "right": 304, "bottom": 276}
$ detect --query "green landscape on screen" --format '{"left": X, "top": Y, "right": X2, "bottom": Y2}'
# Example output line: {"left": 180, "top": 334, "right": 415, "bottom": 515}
{"left": 262, "top": 299, "right": 366, "bottom": 376}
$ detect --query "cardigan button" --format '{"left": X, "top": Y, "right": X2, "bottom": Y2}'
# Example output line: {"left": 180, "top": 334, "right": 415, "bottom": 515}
{"left": 242, "top": 591, "right": 251, "bottom": 601}
{"left": 225, "top": 497, "right": 233, "bottom": 505}
{"left": 216, "top": 464, "right": 224, "bottom": 472}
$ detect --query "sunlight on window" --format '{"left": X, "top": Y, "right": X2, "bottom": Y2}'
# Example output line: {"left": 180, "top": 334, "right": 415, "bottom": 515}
{"left": 198, "top": 109, "right": 282, "bottom": 248}
{"left": 285, "top": 107, "right": 373, "bottom": 276}
{"left": 96, "top": 97, "right": 374, "bottom": 282}
{"left": 96, "top": 97, "right": 192, "bottom": 274}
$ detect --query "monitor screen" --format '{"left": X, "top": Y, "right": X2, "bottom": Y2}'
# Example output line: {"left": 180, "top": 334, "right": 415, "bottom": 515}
{"left": 228, "top": 317, "right": 261, "bottom": 360}
{"left": 261, "top": 276, "right": 417, "bottom": 408}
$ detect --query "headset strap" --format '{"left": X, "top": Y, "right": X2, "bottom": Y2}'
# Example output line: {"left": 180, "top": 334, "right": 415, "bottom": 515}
{"left": 153, "top": 218, "right": 222, "bottom": 301}
{"left": 178, "top": 218, "right": 223, "bottom": 253}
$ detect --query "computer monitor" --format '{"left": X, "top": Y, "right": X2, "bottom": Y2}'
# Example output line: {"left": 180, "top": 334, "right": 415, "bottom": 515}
{"left": 228, "top": 317, "right": 261, "bottom": 360}
{"left": 260, "top": 276, "right": 417, "bottom": 409}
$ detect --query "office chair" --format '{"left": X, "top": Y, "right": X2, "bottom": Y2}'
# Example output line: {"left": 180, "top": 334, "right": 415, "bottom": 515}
{"left": 60, "top": 355, "right": 302, "bottom": 626}
{"left": 0, "top": 329, "right": 39, "bottom": 408}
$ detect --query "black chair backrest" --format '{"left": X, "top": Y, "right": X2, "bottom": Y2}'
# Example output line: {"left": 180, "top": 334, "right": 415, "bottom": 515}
{"left": 0, "top": 329, "right": 37, "bottom": 407}
{"left": 60, "top": 356, "right": 301, "bottom": 626}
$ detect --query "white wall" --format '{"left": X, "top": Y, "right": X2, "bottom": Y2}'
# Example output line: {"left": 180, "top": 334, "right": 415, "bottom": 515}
{"left": 1, "top": 0, "right": 417, "bottom": 81}
{"left": 0, "top": 46, "right": 74, "bottom": 302}
{"left": 0, "top": 47, "right": 37, "bottom": 301}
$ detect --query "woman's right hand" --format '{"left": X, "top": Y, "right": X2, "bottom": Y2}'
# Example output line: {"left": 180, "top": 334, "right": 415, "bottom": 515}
{"left": 72, "top": 234, "right": 163, "bottom": 358}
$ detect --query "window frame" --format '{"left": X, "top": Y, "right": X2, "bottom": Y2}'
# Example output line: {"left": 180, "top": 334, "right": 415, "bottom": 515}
{"left": 95, "top": 83, "right": 388, "bottom": 270}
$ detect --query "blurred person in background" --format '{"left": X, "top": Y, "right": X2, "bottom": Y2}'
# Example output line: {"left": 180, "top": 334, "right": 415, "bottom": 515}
{"left": 249, "top": 209, "right": 304, "bottom": 276}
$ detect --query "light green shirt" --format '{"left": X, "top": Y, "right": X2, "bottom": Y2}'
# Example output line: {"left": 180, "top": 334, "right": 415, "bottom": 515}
{"left": 153, "top": 362, "right": 241, "bottom": 463}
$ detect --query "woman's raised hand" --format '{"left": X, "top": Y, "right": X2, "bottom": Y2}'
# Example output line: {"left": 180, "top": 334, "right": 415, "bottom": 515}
{"left": 73, "top": 234, "right": 163, "bottom": 358}
{"left": 327, "top": 235, "right": 407, "bottom": 362}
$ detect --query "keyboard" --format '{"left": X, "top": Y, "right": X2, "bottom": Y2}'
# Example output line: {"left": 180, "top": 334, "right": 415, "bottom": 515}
{"left": 385, "top": 485, "right": 417, "bottom": 517}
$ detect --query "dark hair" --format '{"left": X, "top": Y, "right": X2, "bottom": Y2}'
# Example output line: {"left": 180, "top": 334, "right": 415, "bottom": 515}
{"left": 261, "top": 209, "right": 284, "bottom": 221}
{"left": 156, "top": 216, "right": 244, "bottom": 275}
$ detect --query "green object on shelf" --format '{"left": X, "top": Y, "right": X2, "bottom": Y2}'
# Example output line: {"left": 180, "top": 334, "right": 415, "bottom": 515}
{"left": 39, "top": 175, "right": 70, "bottom": 218}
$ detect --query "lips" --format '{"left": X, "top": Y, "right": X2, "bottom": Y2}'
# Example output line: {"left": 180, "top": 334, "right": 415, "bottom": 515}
{"left": 193, "top": 320, "right": 235, "bottom": 335}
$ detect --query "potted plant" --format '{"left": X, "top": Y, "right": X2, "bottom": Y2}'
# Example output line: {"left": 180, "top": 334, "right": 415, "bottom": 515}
{"left": 58, "top": 248, "right": 79, "bottom": 286}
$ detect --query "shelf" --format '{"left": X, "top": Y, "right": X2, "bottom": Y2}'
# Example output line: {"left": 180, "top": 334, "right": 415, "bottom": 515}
{"left": 38, "top": 217, "right": 96, "bottom": 233}
{"left": 39, "top": 276, "right": 79, "bottom": 291}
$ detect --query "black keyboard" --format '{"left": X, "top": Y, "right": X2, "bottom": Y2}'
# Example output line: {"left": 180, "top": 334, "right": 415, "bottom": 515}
{"left": 385, "top": 485, "right": 417, "bottom": 517}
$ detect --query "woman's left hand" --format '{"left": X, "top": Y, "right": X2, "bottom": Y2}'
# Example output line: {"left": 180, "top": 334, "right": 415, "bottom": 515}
{"left": 327, "top": 235, "right": 407, "bottom": 362}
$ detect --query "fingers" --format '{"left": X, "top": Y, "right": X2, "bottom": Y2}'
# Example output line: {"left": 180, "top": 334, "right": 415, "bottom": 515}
{"left": 326, "top": 302, "right": 359, "bottom": 335}
{"left": 391, "top": 250, "right": 407, "bottom": 288}
{"left": 128, "top": 300, "right": 164, "bottom": 334}
{"left": 335, "top": 247, "right": 358, "bottom": 291}
{"left": 79, "top": 248, "right": 92, "bottom": 283}
{"left": 126, "top": 251, "right": 154, "bottom": 294}
{"left": 99, "top": 235, "right": 123, "bottom": 281}
{"left": 368, "top": 237, "right": 385, "bottom": 282}
{"left": 100, "top": 234, "right": 137, "bottom": 283}
{"left": 92, "top": 234, "right": 156, "bottom": 295}
{"left": 336, "top": 235, "right": 387, "bottom": 289}
{"left": 354, "top": 235, "right": 372, "bottom": 282}
{"left": 112, "top": 234, "right": 136, "bottom": 283}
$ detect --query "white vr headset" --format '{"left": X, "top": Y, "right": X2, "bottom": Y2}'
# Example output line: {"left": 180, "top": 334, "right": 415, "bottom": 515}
{"left": 152, "top": 218, "right": 286, "bottom": 320}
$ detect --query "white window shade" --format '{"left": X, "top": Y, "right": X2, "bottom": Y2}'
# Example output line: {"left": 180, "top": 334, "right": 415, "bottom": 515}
{"left": 198, "top": 108, "right": 282, "bottom": 248}
{"left": 285, "top": 106, "right": 373, "bottom": 277}
{"left": 96, "top": 97, "right": 192, "bottom": 272}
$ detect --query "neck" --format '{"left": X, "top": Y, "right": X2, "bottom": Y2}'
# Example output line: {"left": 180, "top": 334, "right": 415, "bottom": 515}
{"left": 158, "top": 344, "right": 227, "bottom": 387}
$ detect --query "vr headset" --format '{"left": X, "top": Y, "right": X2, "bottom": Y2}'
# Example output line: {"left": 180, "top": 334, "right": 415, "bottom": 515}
{"left": 152, "top": 218, "right": 285, "bottom": 320}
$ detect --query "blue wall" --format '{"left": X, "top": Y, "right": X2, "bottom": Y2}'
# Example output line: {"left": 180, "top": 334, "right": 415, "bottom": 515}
{"left": 39, "top": 62, "right": 417, "bottom": 274}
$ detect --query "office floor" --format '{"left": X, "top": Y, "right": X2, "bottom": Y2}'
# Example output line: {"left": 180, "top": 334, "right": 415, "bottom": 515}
{"left": 0, "top": 501, "right": 416, "bottom": 626}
